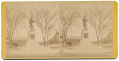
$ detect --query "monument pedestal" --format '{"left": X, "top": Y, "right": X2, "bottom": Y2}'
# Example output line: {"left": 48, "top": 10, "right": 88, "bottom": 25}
{"left": 79, "top": 39, "right": 92, "bottom": 47}
{"left": 80, "top": 30, "right": 92, "bottom": 47}
{"left": 26, "top": 31, "right": 40, "bottom": 48}
{"left": 22, "top": 31, "right": 49, "bottom": 50}
{"left": 75, "top": 30, "right": 101, "bottom": 49}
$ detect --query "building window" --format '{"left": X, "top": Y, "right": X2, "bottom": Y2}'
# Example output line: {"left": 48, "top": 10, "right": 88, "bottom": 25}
{"left": 31, "top": 34, "right": 35, "bottom": 39}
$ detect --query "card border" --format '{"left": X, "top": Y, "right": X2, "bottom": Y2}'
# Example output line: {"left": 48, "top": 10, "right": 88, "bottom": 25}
{"left": 1, "top": 1, "right": 118, "bottom": 59}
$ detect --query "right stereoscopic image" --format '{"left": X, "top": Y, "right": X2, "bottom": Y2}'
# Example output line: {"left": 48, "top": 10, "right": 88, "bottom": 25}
{"left": 59, "top": 2, "right": 113, "bottom": 57}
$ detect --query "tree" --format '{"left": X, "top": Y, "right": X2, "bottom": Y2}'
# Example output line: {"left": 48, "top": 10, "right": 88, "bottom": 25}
{"left": 33, "top": 9, "right": 58, "bottom": 47}
{"left": 60, "top": 5, "right": 80, "bottom": 46}
{"left": 6, "top": 6, "right": 26, "bottom": 47}
{"left": 85, "top": 6, "right": 113, "bottom": 46}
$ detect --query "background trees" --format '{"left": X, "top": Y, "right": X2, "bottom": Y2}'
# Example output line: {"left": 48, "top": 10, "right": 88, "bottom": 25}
{"left": 60, "top": 5, "right": 80, "bottom": 46}
{"left": 85, "top": 6, "right": 113, "bottom": 46}
{"left": 5, "top": 2, "right": 113, "bottom": 47}
{"left": 6, "top": 6, "right": 26, "bottom": 47}
{"left": 33, "top": 9, "right": 58, "bottom": 47}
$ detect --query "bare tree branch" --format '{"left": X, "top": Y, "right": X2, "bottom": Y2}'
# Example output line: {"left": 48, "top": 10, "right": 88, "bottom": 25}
{"left": 33, "top": 8, "right": 58, "bottom": 47}
{"left": 85, "top": 6, "right": 113, "bottom": 46}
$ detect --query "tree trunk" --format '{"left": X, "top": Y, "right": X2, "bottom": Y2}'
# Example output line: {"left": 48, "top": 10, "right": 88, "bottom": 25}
{"left": 8, "top": 42, "right": 11, "bottom": 48}
{"left": 62, "top": 37, "right": 64, "bottom": 47}
{"left": 43, "top": 37, "right": 46, "bottom": 47}
{"left": 97, "top": 37, "right": 100, "bottom": 46}
{"left": 62, "top": 41, "right": 64, "bottom": 47}
{"left": 8, "top": 37, "right": 12, "bottom": 48}
{"left": 63, "top": 37, "right": 66, "bottom": 47}
{"left": 47, "top": 36, "right": 48, "bottom": 47}
{"left": 63, "top": 41, "right": 65, "bottom": 47}
{"left": 100, "top": 35, "right": 102, "bottom": 46}
{"left": 42, "top": 35, "right": 46, "bottom": 47}
{"left": 96, "top": 32, "right": 100, "bottom": 46}
{"left": 44, "top": 40, "right": 45, "bottom": 47}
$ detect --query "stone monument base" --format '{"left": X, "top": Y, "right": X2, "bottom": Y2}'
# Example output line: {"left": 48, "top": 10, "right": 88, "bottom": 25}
{"left": 79, "top": 39, "right": 92, "bottom": 47}
{"left": 75, "top": 29, "right": 102, "bottom": 49}
{"left": 22, "top": 40, "right": 49, "bottom": 51}
{"left": 76, "top": 39, "right": 101, "bottom": 49}
{"left": 22, "top": 31, "right": 49, "bottom": 51}
{"left": 26, "top": 40, "right": 40, "bottom": 48}
{"left": 78, "top": 30, "right": 93, "bottom": 47}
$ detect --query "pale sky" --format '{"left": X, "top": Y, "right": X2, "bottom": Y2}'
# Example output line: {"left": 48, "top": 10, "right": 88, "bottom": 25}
{"left": 60, "top": 2, "right": 113, "bottom": 41}
{"left": 6, "top": 2, "right": 113, "bottom": 42}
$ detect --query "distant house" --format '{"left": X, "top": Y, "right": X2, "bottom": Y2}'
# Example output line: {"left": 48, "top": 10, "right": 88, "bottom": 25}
{"left": 106, "top": 31, "right": 113, "bottom": 42}
{"left": 48, "top": 31, "right": 61, "bottom": 44}
{"left": 65, "top": 37, "right": 81, "bottom": 46}
{"left": 12, "top": 38, "right": 27, "bottom": 47}
{"left": 6, "top": 37, "right": 27, "bottom": 47}
{"left": 102, "top": 31, "right": 113, "bottom": 43}
{"left": 48, "top": 31, "right": 81, "bottom": 46}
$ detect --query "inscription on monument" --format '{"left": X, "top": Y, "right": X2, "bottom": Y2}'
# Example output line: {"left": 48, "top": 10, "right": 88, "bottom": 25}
{"left": 84, "top": 33, "right": 88, "bottom": 38}
{"left": 31, "top": 34, "right": 35, "bottom": 39}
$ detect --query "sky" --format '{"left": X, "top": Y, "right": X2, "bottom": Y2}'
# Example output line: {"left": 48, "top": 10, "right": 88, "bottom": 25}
{"left": 6, "top": 2, "right": 113, "bottom": 42}
{"left": 60, "top": 2, "right": 113, "bottom": 41}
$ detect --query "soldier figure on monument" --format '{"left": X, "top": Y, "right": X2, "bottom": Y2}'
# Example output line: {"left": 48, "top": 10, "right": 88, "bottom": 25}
{"left": 29, "top": 17, "right": 34, "bottom": 31}
{"left": 82, "top": 16, "right": 88, "bottom": 30}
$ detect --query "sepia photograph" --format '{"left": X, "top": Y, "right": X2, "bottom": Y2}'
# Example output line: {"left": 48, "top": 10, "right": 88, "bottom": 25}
{"left": 4, "top": 1, "right": 115, "bottom": 58}
{"left": 60, "top": 2, "right": 113, "bottom": 57}
{"left": 5, "top": 2, "right": 60, "bottom": 58}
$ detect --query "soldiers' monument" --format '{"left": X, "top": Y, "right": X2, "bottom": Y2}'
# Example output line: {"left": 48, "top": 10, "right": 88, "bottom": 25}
{"left": 25, "top": 17, "right": 40, "bottom": 50}
{"left": 79, "top": 16, "right": 92, "bottom": 47}
{"left": 22, "top": 17, "right": 49, "bottom": 50}
{"left": 75, "top": 16, "right": 101, "bottom": 50}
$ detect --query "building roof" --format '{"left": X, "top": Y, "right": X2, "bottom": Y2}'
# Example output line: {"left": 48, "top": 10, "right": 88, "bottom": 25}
{"left": 54, "top": 32, "right": 59, "bottom": 36}
{"left": 101, "top": 31, "right": 113, "bottom": 41}
{"left": 106, "top": 31, "right": 112, "bottom": 36}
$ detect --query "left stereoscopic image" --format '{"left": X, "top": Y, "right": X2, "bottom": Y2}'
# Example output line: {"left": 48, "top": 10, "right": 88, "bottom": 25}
{"left": 6, "top": 2, "right": 59, "bottom": 58}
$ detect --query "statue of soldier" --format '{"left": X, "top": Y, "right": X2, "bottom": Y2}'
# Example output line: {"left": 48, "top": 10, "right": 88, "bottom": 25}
{"left": 82, "top": 16, "right": 88, "bottom": 30}
{"left": 29, "top": 17, "right": 34, "bottom": 31}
